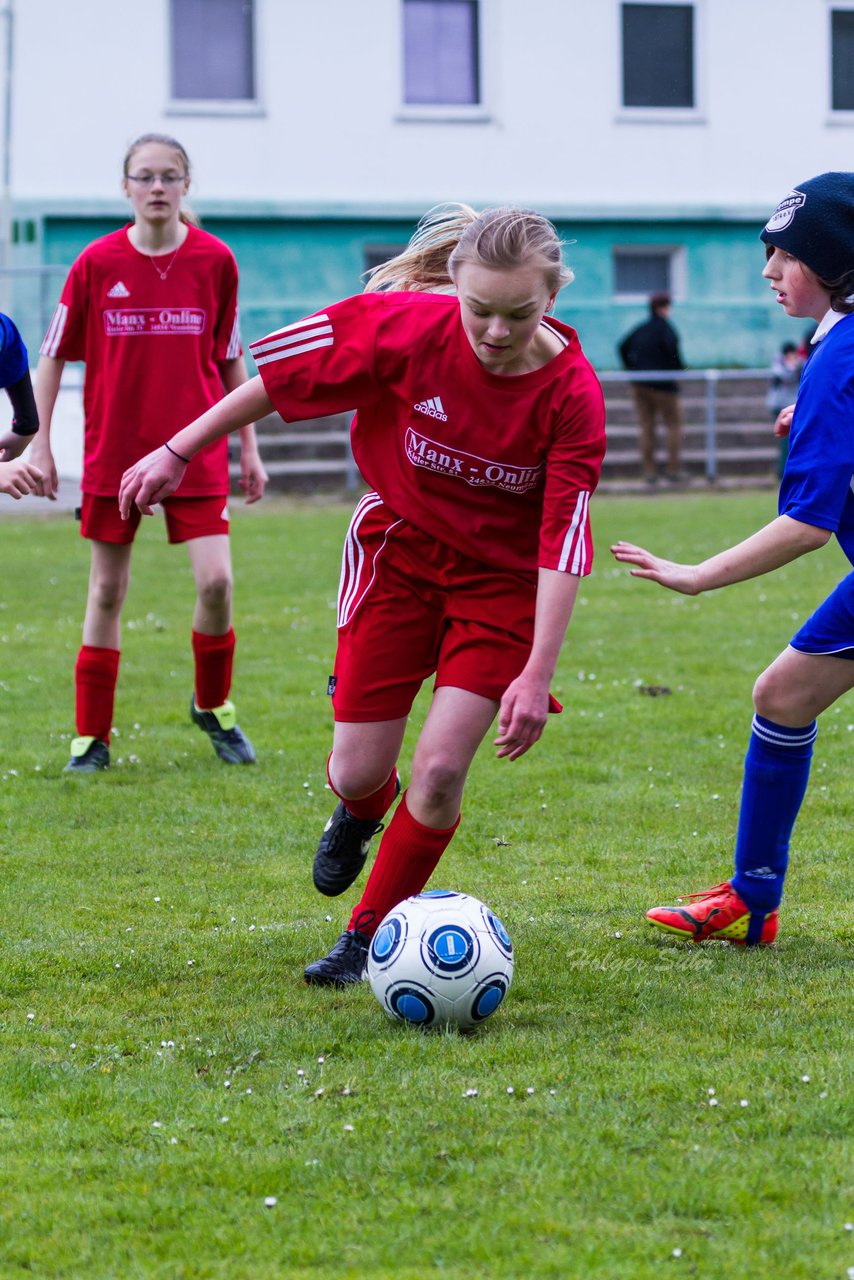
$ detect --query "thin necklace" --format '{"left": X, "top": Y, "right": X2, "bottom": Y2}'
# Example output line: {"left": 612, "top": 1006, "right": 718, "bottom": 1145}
{"left": 148, "top": 242, "right": 183, "bottom": 281}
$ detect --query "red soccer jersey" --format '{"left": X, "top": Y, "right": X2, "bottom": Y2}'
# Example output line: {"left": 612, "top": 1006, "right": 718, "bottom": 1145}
{"left": 251, "top": 291, "right": 606, "bottom": 575}
{"left": 41, "top": 224, "right": 242, "bottom": 496}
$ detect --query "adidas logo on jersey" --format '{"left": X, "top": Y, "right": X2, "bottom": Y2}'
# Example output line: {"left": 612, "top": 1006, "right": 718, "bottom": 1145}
{"left": 107, "top": 281, "right": 131, "bottom": 298}
{"left": 413, "top": 395, "right": 448, "bottom": 422}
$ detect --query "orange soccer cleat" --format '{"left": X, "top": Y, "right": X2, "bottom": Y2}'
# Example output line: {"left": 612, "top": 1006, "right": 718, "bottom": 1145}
{"left": 646, "top": 880, "right": 778, "bottom": 946}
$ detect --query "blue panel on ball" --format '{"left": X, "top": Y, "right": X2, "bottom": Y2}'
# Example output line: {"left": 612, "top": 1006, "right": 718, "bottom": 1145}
{"left": 370, "top": 916, "right": 403, "bottom": 964}
{"left": 487, "top": 910, "right": 513, "bottom": 955}
{"left": 427, "top": 925, "right": 474, "bottom": 972}
{"left": 391, "top": 989, "right": 433, "bottom": 1024}
{"left": 473, "top": 983, "right": 506, "bottom": 1020}
{"left": 417, "top": 889, "right": 459, "bottom": 899}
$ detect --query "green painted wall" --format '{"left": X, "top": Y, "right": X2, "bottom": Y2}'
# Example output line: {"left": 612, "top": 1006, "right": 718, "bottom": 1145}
{"left": 567, "top": 220, "right": 795, "bottom": 370}
{"left": 31, "top": 213, "right": 798, "bottom": 375}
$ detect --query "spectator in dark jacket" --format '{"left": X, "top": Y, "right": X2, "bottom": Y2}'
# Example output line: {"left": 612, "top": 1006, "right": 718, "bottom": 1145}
{"left": 619, "top": 292, "right": 685, "bottom": 484}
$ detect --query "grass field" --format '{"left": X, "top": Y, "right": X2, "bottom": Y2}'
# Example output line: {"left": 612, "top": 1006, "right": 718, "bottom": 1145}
{"left": 1, "top": 491, "right": 852, "bottom": 1280}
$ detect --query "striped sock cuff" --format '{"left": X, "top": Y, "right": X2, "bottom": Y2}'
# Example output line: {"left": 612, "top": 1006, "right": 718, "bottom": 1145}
{"left": 752, "top": 713, "right": 817, "bottom": 749}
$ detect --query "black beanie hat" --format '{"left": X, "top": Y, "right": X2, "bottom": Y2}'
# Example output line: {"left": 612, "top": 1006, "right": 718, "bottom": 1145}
{"left": 760, "top": 172, "right": 854, "bottom": 281}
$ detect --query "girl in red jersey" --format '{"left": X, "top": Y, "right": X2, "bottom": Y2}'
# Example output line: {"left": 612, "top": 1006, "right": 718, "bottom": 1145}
{"left": 31, "top": 133, "right": 267, "bottom": 772}
{"left": 120, "top": 205, "right": 606, "bottom": 982}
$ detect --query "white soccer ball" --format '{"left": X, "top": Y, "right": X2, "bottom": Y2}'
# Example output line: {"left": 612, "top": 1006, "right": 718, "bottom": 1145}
{"left": 367, "top": 890, "right": 514, "bottom": 1032}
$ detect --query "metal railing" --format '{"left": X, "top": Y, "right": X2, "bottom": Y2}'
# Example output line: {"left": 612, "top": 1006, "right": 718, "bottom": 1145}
{"left": 599, "top": 368, "right": 773, "bottom": 483}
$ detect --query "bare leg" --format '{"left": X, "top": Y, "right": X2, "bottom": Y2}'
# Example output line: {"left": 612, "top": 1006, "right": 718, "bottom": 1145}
{"left": 185, "top": 534, "right": 233, "bottom": 635}
{"left": 306, "top": 687, "right": 501, "bottom": 981}
{"left": 82, "top": 541, "right": 133, "bottom": 648}
{"left": 339, "top": 686, "right": 499, "bottom": 929}
{"left": 753, "top": 644, "right": 854, "bottom": 723}
{"left": 407, "top": 685, "right": 500, "bottom": 827}
{"left": 328, "top": 717, "right": 409, "bottom": 800}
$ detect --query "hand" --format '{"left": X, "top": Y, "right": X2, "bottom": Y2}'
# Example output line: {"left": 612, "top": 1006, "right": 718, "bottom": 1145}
{"left": 494, "top": 670, "right": 551, "bottom": 761}
{"left": 774, "top": 404, "right": 795, "bottom": 439}
{"left": 119, "top": 445, "right": 186, "bottom": 518}
{"left": 0, "top": 429, "right": 29, "bottom": 463}
{"left": 239, "top": 451, "right": 269, "bottom": 505}
{"left": 0, "top": 457, "right": 43, "bottom": 499}
{"left": 26, "top": 439, "right": 59, "bottom": 500}
{"left": 611, "top": 541, "right": 701, "bottom": 595}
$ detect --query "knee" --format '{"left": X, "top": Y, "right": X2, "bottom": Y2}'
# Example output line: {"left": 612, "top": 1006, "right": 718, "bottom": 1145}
{"left": 332, "top": 758, "right": 393, "bottom": 801}
{"left": 411, "top": 753, "right": 466, "bottom": 810}
{"left": 89, "top": 570, "right": 129, "bottom": 615}
{"left": 196, "top": 570, "right": 232, "bottom": 614}
{"left": 753, "top": 666, "right": 802, "bottom": 722}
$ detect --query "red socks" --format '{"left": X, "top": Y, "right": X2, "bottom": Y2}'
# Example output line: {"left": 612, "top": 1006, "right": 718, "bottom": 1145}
{"left": 75, "top": 645, "right": 120, "bottom": 743}
{"left": 326, "top": 753, "right": 399, "bottom": 822}
{"left": 75, "top": 630, "right": 236, "bottom": 741}
{"left": 348, "top": 791, "right": 460, "bottom": 936}
{"left": 192, "top": 628, "right": 235, "bottom": 710}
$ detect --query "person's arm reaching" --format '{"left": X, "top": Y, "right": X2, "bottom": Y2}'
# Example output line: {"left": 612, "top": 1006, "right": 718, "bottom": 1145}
{"left": 611, "top": 514, "right": 830, "bottom": 596}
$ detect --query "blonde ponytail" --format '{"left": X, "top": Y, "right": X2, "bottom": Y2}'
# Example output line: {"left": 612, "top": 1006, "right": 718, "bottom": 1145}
{"left": 365, "top": 203, "right": 574, "bottom": 296}
{"left": 364, "top": 203, "right": 478, "bottom": 292}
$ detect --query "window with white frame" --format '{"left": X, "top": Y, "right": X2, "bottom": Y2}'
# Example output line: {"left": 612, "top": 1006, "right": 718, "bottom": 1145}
{"left": 621, "top": 2, "right": 695, "bottom": 109}
{"left": 402, "top": 0, "right": 480, "bottom": 105}
{"left": 613, "top": 246, "right": 683, "bottom": 300}
{"left": 831, "top": 6, "right": 854, "bottom": 110}
{"left": 170, "top": 0, "right": 256, "bottom": 102}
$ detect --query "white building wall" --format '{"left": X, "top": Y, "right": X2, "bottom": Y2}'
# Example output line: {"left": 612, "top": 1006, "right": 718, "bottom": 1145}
{"left": 10, "top": 0, "right": 854, "bottom": 213}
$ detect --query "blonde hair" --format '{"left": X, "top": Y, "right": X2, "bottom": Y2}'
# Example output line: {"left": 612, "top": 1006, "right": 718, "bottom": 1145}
{"left": 122, "top": 132, "right": 200, "bottom": 227}
{"left": 365, "top": 203, "right": 574, "bottom": 295}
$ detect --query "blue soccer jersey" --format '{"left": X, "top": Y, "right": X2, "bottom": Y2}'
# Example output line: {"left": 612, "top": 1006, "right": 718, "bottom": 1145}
{"left": 0, "top": 312, "right": 28, "bottom": 388}
{"left": 779, "top": 312, "right": 854, "bottom": 566}
{"left": 781, "top": 311, "right": 854, "bottom": 656}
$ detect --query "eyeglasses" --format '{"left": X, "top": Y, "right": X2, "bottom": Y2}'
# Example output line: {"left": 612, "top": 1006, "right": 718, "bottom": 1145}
{"left": 126, "top": 173, "right": 186, "bottom": 188}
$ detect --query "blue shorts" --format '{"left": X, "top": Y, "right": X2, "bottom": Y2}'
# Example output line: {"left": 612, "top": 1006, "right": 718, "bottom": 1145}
{"left": 790, "top": 570, "right": 854, "bottom": 660}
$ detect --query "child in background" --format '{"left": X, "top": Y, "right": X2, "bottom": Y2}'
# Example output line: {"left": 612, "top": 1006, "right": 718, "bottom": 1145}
{"left": 767, "top": 340, "right": 803, "bottom": 476}
{"left": 31, "top": 134, "right": 267, "bottom": 773}
{"left": 613, "top": 172, "right": 854, "bottom": 945}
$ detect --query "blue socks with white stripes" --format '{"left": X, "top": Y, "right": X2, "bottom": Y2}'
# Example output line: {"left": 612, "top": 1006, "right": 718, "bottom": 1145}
{"left": 731, "top": 713, "right": 817, "bottom": 913}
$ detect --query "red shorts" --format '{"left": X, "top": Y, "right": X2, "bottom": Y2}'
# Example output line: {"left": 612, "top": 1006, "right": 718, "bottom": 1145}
{"left": 331, "top": 494, "right": 542, "bottom": 722}
{"left": 79, "top": 494, "right": 231, "bottom": 545}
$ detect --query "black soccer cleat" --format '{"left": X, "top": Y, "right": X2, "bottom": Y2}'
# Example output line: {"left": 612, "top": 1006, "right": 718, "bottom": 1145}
{"left": 190, "top": 695, "right": 256, "bottom": 765}
{"left": 313, "top": 805, "right": 383, "bottom": 896}
{"left": 304, "top": 926, "right": 372, "bottom": 986}
{"left": 313, "top": 773, "right": 404, "bottom": 896}
{"left": 312, "top": 776, "right": 400, "bottom": 896}
{"left": 64, "top": 736, "right": 110, "bottom": 774}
